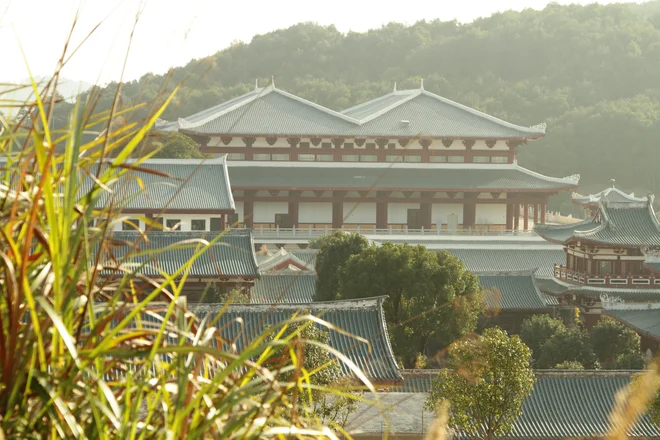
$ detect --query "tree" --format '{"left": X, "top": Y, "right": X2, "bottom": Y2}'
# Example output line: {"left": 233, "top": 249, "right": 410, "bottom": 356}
{"left": 314, "top": 231, "right": 369, "bottom": 301}
{"left": 273, "top": 314, "right": 360, "bottom": 430}
{"left": 203, "top": 285, "right": 250, "bottom": 303}
{"left": 590, "top": 316, "right": 643, "bottom": 369}
{"left": 425, "top": 327, "right": 535, "bottom": 440}
{"left": 142, "top": 132, "right": 203, "bottom": 159}
{"left": 520, "top": 314, "right": 566, "bottom": 362}
{"left": 538, "top": 327, "right": 597, "bottom": 369}
{"left": 553, "top": 361, "right": 584, "bottom": 370}
{"left": 338, "top": 243, "right": 484, "bottom": 368}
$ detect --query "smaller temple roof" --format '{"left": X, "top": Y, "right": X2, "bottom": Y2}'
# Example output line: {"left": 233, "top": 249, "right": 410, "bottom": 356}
{"left": 477, "top": 270, "right": 549, "bottom": 310}
{"left": 84, "top": 157, "right": 234, "bottom": 213}
{"left": 604, "top": 307, "right": 660, "bottom": 341}
{"left": 256, "top": 248, "right": 315, "bottom": 272}
{"left": 102, "top": 230, "right": 259, "bottom": 278}
{"left": 369, "top": 370, "right": 660, "bottom": 439}
{"left": 251, "top": 273, "right": 317, "bottom": 303}
{"left": 228, "top": 162, "right": 579, "bottom": 193}
{"left": 572, "top": 180, "right": 647, "bottom": 207}
{"left": 535, "top": 197, "right": 660, "bottom": 247}
{"left": 536, "top": 278, "right": 660, "bottom": 302}
{"left": 189, "top": 297, "right": 401, "bottom": 384}
{"left": 444, "top": 248, "right": 565, "bottom": 278}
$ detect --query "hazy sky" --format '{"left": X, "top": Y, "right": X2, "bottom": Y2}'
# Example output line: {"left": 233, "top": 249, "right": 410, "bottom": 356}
{"left": 1, "top": 0, "right": 626, "bottom": 86}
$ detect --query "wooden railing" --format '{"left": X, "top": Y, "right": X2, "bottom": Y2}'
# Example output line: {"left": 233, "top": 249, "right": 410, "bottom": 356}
{"left": 247, "top": 226, "right": 536, "bottom": 239}
{"left": 554, "top": 264, "right": 660, "bottom": 288}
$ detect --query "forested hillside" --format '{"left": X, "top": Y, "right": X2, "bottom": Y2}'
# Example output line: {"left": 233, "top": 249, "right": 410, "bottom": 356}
{"left": 91, "top": 1, "right": 660, "bottom": 212}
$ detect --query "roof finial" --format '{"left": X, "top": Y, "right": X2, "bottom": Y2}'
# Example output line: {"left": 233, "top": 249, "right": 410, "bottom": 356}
{"left": 255, "top": 78, "right": 258, "bottom": 90}
{"left": 420, "top": 78, "right": 424, "bottom": 90}
{"left": 271, "top": 76, "right": 275, "bottom": 88}
{"left": 610, "top": 178, "right": 616, "bottom": 188}
{"left": 393, "top": 82, "right": 397, "bottom": 92}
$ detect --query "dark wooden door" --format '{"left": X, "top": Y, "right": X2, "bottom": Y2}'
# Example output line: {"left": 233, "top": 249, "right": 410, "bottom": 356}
{"left": 275, "top": 213, "right": 292, "bottom": 228}
{"left": 407, "top": 209, "right": 421, "bottom": 229}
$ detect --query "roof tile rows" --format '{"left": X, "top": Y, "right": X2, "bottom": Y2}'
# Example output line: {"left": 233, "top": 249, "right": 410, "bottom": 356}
{"left": 572, "top": 185, "right": 647, "bottom": 206}
{"left": 189, "top": 298, "right": 401, "bottom": 384}
{"left": 605, "top": 308, "right": 660, "bottom": 341}
{"left": 477, "top": 270, "right": 549, "bottom": 310}
{"left": 83, "top": 158, "right": 234, "bottom": 212}
{"left": 365, "top": 370, "right": 660, "bottom": 438}
{"left": 227, "top": 162, "right": 578, "bottom": 192}
{"left": 102, "top": 230, "right": 259, "bottom": 278}
{"left": 171, "top": 86, "right": 545, "bottom": 139}
{"left": 251, "top": 273, "right": 317, "bottom": 303}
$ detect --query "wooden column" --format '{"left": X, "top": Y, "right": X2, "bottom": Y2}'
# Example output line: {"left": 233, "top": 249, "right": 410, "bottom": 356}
{"left": 514, "top": 204, "right": 520, "bottom": 230}
{"left": 332, "top": 191, "right": 347, "bottom": 228}
{"left": 288, "top": 190, "right": 301, "bottom": 227}
{"left": 242, "top": 137, "right": 255, "bottom": 161}
{"left": 533, "top": 203, "right": 539, "bottom": 224}
{"left": 505, "top": 203, "right": 513, "bottom": 230}
{"left": 376, "top": 202, "right": 388, "bottom": 229}
{"left": 523, "top": 203, "right": 529, "bottom": 231}
{"left": 540, "top": 202, "right": 547, "bottom": 224}
{"left": 243, "top": 190, "right": 255, "bottom": 228}
{"left": 463, "top": 193, "right": 477, "bottom": 229}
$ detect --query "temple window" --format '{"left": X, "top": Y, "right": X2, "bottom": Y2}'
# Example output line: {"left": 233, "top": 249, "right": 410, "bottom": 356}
{"left": 271, "top": 154, "right": 290, "bottom": 161}
{"left": 473, "top": 156, "right": 490, "bottom": 163}
{"left": 360, "top": 155, "right": 378, "bottom": 162}
{"left": 342, "top": 155, "right": 359, "bottom": 162}
{"left": 253, "top": 153, "right": 270, "bottom": 161}
{"left": 166, "top": 219, "right": 181, "bottom": 231}
{"left": 298, "top": 154, "right": 315, "bottom": 161}
{"left": 448, "top": 156, "right": 465, "bottom": 163}
{"left": 191, "top": 220, "right": 206, "bottom": 231}
{"left": 386, "top": 155, "right": 403, "bottom": 162}
{"left": 317, "top": 154, "right": 334, "bottom": 162}
{"left": 404, "top": 155, "right": 422, "bottom": 163}
{"left": 122, "top": 218, "right": 141, "bottom": 231}
{"left": 430, "top": 155, "right": 448, "bottom": 163}
{"left": 491, "top": 156, "right": 509, "bottom": 164}
{"left": 226, "top": 153, "right": 245, "bottom": 161}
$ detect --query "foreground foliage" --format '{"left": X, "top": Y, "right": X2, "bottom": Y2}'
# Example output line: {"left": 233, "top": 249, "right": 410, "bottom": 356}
{"left": 426, "top": 327, "right": 535, "bottom": 440}
{"left": 0, "top": 71, "right": 368, "bottom": 437}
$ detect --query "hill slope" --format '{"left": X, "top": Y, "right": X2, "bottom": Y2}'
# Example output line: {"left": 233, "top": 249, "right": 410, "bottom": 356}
{"left": 89, "top": 1, "right": 660, "bottom": 211}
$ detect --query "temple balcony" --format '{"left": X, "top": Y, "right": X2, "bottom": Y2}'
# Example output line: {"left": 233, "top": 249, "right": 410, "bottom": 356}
{"left": 554, "top": 264, "right": 660, "bottom": 288}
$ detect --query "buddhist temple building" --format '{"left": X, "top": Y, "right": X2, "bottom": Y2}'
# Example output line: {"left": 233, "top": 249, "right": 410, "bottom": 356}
{"left": 89, "top": 157, "right": 235, "bottom": 232}
{"left": 535, "top": 184, "right": 660, "bottom": 327}
{"left": 157, "top": 84, "right": 579, "bottom": 233}
{"left": 99, "top": 230, "right": 259, "bottom": 298}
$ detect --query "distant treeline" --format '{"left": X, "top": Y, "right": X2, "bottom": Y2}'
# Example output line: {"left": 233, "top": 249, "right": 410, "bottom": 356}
{"left": 75, "top": 1, "right": 660, "bottom": 212}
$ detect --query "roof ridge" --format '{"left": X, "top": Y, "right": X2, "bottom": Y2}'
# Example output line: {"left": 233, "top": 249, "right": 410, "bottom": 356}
{"left": 419, "top": 89, "right": 546, "bottom": 136}
{"left": 515, "top": 165, "right": 580, "bottom": 186}
{"left": 178, "top": 87, "right": 266, "bottom": 129}
{"left": 190, "top": 295, "right": 389, "bottom": 310}
{"left": 354, "top": 90, "right": 422, "bottom": 124}
{"left": 270, "top": 88, "right": 361, "bottom": 125}
{"left": 474, "top": 268, "right": 539, "bottom": 276}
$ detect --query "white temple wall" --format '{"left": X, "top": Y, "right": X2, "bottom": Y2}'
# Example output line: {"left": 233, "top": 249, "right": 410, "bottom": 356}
{"left": 299, "top": 202, "right": 333, "bottom": 223}
{"left": 254, "top": 202, "right": 289, "bottom": 223}
{"left": 343, "top": 202, "right": 377, "bottom": 223}
{"left": 114, "top": 214, "right": 215, "bottom": 231}
{"left": 234, "top": 201, "right": 244, "bottom": 222}
{"left": 476, "top": 204, "right": 506, "bottom": 225}
{"left": 432, "top": 204, "right": 464, "bottom": 225}
{"left": 388, "top": 203, "right": 420, "bottom": 224}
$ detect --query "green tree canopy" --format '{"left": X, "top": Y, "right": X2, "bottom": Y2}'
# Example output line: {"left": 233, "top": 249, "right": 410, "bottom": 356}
{"left": 590, "top": 316, "right": 643, "bottom": 369}
{"left": 538, "top": 326, "right": 597, "bottom": 369}
{"left": 314, "top": 232, "right": 369, "bottom": 301}
{"left": 143, "top": 132, "right": 203, "bottom": 159}
{"left": 425, "top": 327, "right": 535, "bottom": 440}
{"left": 520, "top": 314, "right": 566, "bottom": 363}
{"left": 338, "top": 242, "right": 484, "bottom": 368}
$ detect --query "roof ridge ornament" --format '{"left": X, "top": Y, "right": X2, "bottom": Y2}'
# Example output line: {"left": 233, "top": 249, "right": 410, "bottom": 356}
{"left": 255, "top": 78, "right": 258, "bottom": 90}
{"left": 610, "top": 178, "right": 616, "bottom": 188}
{"left": 529, "top": 122, "right": 547, "bottom": 133}
{"left": 420, "top": 78, "right": 424, "bottom": 91}
{"left": 562, "top": 173, "right": 581, "bottom": 183}
{"left": 393, "top": 81, "right": 397, "bottom": 92}
{"left": 271, "top": 76, "right": 275, "bottom": 89}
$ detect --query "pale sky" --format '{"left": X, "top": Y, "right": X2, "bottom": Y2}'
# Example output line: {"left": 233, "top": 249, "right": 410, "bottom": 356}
{"left": 1, "top": 0, "right": 627, "bottom": 86}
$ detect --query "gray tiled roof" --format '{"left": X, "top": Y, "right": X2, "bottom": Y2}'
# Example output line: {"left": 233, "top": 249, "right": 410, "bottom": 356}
{"left": 645, "top": 261, "right": 660, "bottom": 273}
{"left": 536, "top": 201, "right": 660, "bottom": 246}
{"left": 380, "top": 370, "right": 660, "bottom": 438}
{"left": 572, "top": 186, "right": 647, "bottom": 206}
{"left": 174, "top": 86, "right": 545, "bottom": 139}
{"left": 477, "top": 270, "right": 549, "bottom": 310}
{"left": 535, "top": 278, "right": 660, "bottom": 302}
{"left": 251, "top": 273, "right": 317, "bottom": 303}
{"left": 103, "top": 230, "right": 259, "bottom": 278}
{"left": 605, "top": 308, "right": 660, "bottom": 340}
{"left": 228, "top": 163, "right": 578, "bottom": 192}
{"left": 86, "top": 158, "right": 234, "bottom": 212}
{"left": 189, "top": 297, "right": 401, "bottom": 384}
{"left": 443, "top": 248, "right": 565, "bottom": 278}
